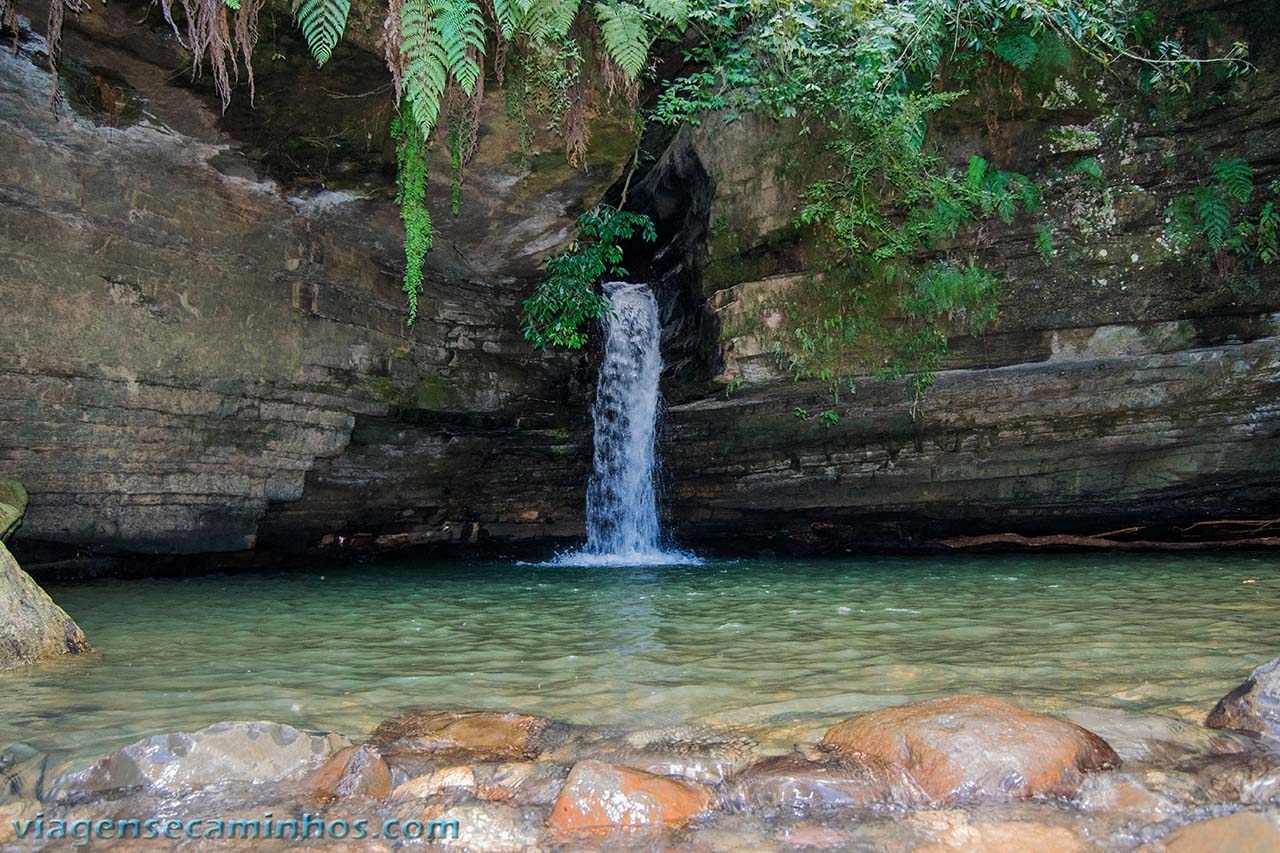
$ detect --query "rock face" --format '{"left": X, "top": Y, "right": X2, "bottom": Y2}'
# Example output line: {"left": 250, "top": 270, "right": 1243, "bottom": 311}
{"left": 0, "top": 542, "right": 90, "bottom": 670}
{"left": 1207, "top": 657, "right": 1280, "bottom": 741}
{"left": 56, "top": 721, "right": 350, "bottom": 796}
{"left": 0, "top": 480, "right": 26, "bottom": 542}
{"left": 547, "top": 760, "right": 715, "bottom": 833}
{"left": 0, "top": 2, "right": 1277, "bottom": 562}
{"left": 819, "top": 696, "right": 1119, "bottom": 803}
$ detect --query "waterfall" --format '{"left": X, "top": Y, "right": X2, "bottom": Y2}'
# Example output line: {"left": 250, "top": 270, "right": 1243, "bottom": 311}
{"left": 553, "top": 282, "right": 698, "bottom": 566}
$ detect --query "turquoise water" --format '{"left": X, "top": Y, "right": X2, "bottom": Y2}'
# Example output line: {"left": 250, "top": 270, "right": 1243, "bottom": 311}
{"left": 2, "top": 554, "right": 1277, "bottom": 764}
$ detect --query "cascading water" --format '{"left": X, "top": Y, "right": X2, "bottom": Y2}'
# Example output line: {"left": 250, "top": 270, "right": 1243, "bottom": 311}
{"left": 553, "top": 281, "right": 699, "bottom": 566}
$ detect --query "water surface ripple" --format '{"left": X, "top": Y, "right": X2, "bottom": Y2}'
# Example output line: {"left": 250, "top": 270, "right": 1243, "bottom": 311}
{"left": 2, "top": 554, "right": 1276, "bottom": 763}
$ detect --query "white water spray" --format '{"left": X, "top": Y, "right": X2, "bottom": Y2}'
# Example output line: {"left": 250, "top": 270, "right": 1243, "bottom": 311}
{"left": 553, "top": 282, "right": 699, "bottom": 566}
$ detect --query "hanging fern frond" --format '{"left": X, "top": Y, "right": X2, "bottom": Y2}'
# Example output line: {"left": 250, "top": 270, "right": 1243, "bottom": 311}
{"left": 401, "top": 0, "right": 450, "bottom": 135}
{"left": 994, "top": 33, "right": 1039, "bottom": 70}
{"left": 524, "top": 0, "right": 578, "bottom": 40}
{"left": 595, "top": 1, "right": 649, "bottom": 79}
{"left": 392, "top": 113, "right": 432, "bottom": 326}
{"left": 638, "top": 0, "right": 686, "bottom": 26}
{"left": 1194, "top": 186, "right": 1231, "bottom": 249}
{"left": 292, "top": 0, "right": 350, "bottom": 67}
{"left": 1212, "top": 156, "right": 1253, "bottom": 204}
{"left": 432, "top": 0, "right": 486, "bottom": 95}
{"left": 492, "top": 0, "right": 531, "bottom": 37}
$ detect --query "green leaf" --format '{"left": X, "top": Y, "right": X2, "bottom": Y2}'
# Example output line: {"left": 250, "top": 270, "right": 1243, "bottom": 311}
{"left": 596, "top": 1, "right": 651, "bottom": 79}
{"left": 292, "top": 0, "right": 350, "bottom": 67}
{"left": 1212, "top": 157, "right": 1253, "bottom": 204}
{"left": 995, "top": 33, "right": 1039, "bottom": 70}
{"left": 1194, "top": 186, "right": 1231, "bottom": 249}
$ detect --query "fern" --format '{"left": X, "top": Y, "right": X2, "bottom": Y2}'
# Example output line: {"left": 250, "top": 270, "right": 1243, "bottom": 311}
{"left": 1194, "top": 186, "right": 1231, "bottom": 250}
{"left": 596, "top": 1, "right": 650, "bottom": 79}
{"left": 393, "top": 114, "right": 432, "bottom": 326}
{"left": 524, "top": 0, "right": 578, "bottom": 40}
{"left": 401, "top": 0, "right": 450, "bottom": 135}
{"left": 1212, "top": 156, "right": 1253, "bottom": 204}
{"left": 492, "top": 0, "right": 529, "bottom": 36}
{"left": 434, "top": 0, "right": 485, "bottom": 95}
{"left": 995, "top": 33, "right": 1039, "bottom": 70}
{"left": 292, "top": 0, "right": 350, "bottom": 67}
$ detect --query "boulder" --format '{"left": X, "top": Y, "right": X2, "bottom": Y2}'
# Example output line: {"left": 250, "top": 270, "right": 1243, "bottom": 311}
{"left": 1207, "top": 657, "right": 1280, "bottom": 741}
{"left": 0, "top": 542, "right": 90, "bottom": 671}
{"left": 819, "top": 695, "right": 1119, "bottom": 802}
{"left": 56, "top": 721, "right": 350, "bottom": 796}
{"left": 548, "top": 760, "right": 715, "bottom": 833}
{"left": 306, "top": 745, "right": 391, "bottom": 800}
{"left": 1062, "top": 706, "right": 1245, "bottom": 763}
{"left": 732, "top": 752, "right": 927, "bottom": 812}
{"left": 392, "top": 765, "right": 477, "bottom": 800}
{"left": 590, "top": 727, "right": 757, "bottom": 784}
{"left": 371, "top": 711, "right": 562, "bottom": 762}
{"left": 0, "top": 480, "right": 26, "bottom": 542}
{"left": 1145, "top": 811, "right": 1280, "bottom": 853}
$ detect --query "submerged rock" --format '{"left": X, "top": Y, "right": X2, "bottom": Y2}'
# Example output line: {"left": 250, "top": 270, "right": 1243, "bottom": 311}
{"left": 1206, "top": 657, "right": 1280, "bottom": 741}
{"left": 547, "top": 760, "right": 715, "bottom": 833}
{"left": 0, "top": 542, "right": 90, "bottom": 671}
{"left": 1193, "top": 751, "right": 1280, "bottom": 805}
{"left": 0, "top": 480, "right": 26, "bottom": 542}
{"left": 1144, "top": 810, "right": 1280, "bottom": 852}
{"left": 1062, "top": 706, "right": 1246, "bottom": 763}
{"left": 372, "top": 711, "right": 563, "bottom": 762}
{"left": 819, "top": 695, "right": 1119, "bottom": 803}
{"left": 588, "top": 727, "right": 758, "bottom": 784}
{"left": 731, "top": 752, "right": 926, "bottom": 812}
{"left": 56, "top": 721, "right": 350, "bottom": 797}
{"left": 306, "top": 745, "right": 391, "bottom": 800}
{"left": 911, "top": 810, "right": 1087, "bottom": 853}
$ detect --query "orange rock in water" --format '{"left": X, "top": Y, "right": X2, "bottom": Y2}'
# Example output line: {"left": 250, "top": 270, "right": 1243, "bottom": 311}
{"left": 820, "top": 695, "right": 1119, "bottom": 802}
{"left": 548, "top": 760, "right": 715, "bottom": 833}
{"left": 371, "top": 711, "right": 559, "bottom": 761}
{"left": 307, "top": 745, "right": 391, "bottom": 800}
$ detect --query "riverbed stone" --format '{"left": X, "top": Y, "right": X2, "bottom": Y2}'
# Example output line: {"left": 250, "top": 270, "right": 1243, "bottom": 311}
{"left": 819, "top": 695, "right": 1119, "bottom": 802}
{"left": 1194, "top": 751, "right": 1280, "bottom": 804}
{"left": 911, "top": 810, "right": 1087, "bottom": 853}
{"left": 548, "top": 760, "right": 716, "bottom": 833}
{"left": 1206, "top": 657, "right": 1280, "bottom": 741}
{"left": 56, "top": 721, "right": 351, "bottom": 796}
{"left": 589, "top": 727, "right": 758, "bottom": 784}
{"left": 1143, "top": 810, "right": 1280, "bottom": 852}
{"left": 392, "top": 765, "right": 477, "bottom": 800}
{"left": 372, "top": 711, "right": 563, "bottom": 762}
{"left": 732, "top": 752, "right": 927, "bottom": 812}
{"left": 0, "top": 542, "right": 91, "bottom": 671}
{"left": 0, "top": 480, "right": 26, "bottom": 542}
{"left": 1063, "top": 706, "right": 1246, "bottom": 763}
{"left": 306, "top": 745, "right": 391, "bottom": 800}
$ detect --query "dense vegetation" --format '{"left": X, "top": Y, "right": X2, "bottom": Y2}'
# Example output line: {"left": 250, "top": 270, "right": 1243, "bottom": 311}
{"left": 14, "top": 0, "right": 1262, "bottom": 411}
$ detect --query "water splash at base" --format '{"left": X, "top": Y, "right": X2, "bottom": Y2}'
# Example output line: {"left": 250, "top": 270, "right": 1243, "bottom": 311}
{"left": 549, "top": 282, "right": 701, "bottom": 568}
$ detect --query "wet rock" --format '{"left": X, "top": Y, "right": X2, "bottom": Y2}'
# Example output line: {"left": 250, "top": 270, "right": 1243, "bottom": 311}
{"left": 306, "top": 745, "right": 391, "bottom": 800}
{"left": 731, "top": 752, "right": 926, "bottom": 812}
{"left": 1074, "top": 770, "right": 1202, "bottom": 817}
{"left": 1, "top": 743, "right": 57, "bottom": 800}
{"left": 547, "top": 760, "right": 716, "bottom": 833}
{"left": 392, "top": 765, "right": 477, "bottom": 800}
{"left": 1063, "top": 706, "right": 1246, "bottom": 763}
{"left": 0, "top": 542, "right": 91, "bottom": 671}
{"left": 1194, "top": 751, "right": 1280, "bottom": 804}
{"left": 590, "top": 727, "right": 758, "bottom": 784}
{"left": 819, "top": 695, "right": 1119, "bottom": 802}
{"left": 1207, "top": 658, "right": 1280, "bottom": 741}
{"left": 0, "top": 480, "right": 26, "bottom": 542}
{"left": 1144, "top": 810, "right": 1280, "bottom": 852}
{"left": 911, "top": 810, "right": 1086, "bottom": 853}
{"left": 426, "top": 801, "right": 546, "bottom": 851}
{"left": 372, "top": 711, "right": 564, "bottom": 762}
{"left": 55, "top": 721, "right": 350, "bottom": 797}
